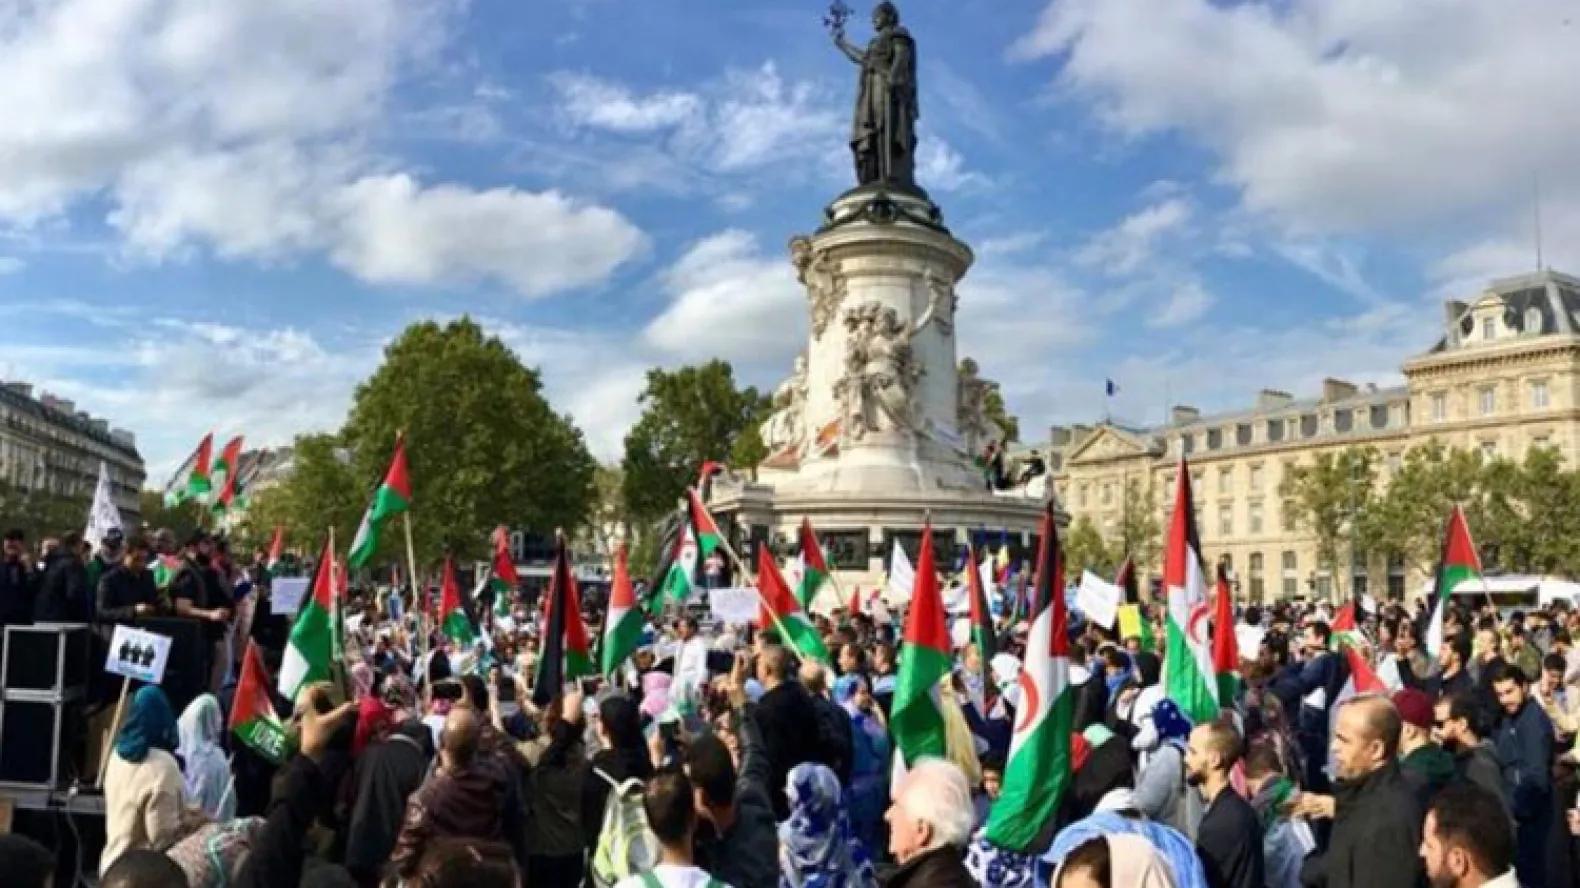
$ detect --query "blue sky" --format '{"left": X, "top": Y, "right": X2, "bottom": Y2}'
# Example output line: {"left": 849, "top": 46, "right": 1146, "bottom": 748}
{"left": 0, "top": 0, "right": 1575, "bottom": 482}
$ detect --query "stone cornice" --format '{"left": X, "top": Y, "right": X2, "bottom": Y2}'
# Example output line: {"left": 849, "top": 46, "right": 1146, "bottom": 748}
{"left": 1404, "top": 336, "right": 1580, "bottom": 377}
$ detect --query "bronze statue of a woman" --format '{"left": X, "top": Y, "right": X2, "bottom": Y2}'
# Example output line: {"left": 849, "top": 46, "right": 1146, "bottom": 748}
{"left": 830, "top": 2, "right": 919, "bottom": 191}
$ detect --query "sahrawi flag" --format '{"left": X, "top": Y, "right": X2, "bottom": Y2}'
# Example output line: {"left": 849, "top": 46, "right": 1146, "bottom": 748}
{"left": 891, "top": 523, "right": 952, "bottom": 765}
{"left": 601, "top": 543, "right": 643, "bottom": 676}
{"left": 1163, "top": 457, "right": 1219, "bottom": 724}
{"left": 1426, "top": 504, "right": 1483, "bottom": 659}
{"left": 490, "top": 526, "right": 517, "bottom": 618}
{"left": 232, "top": 641, "right": 291, "bottom": 764}
{"left": 795, "top": 517, "right": 832, "bottom": 612}
{"left": 757, "top": 543, "right": 830, "bottom": 664}
{"left": 163, "top": 433, "right": 214, "bottom": 506}
{"left": 439, "top": 555, "right": 475, "bottom": 645}
{"left": 534, "top": 537, "right": 593, "bottom": 707}
{"left": 1212, "top": 568, "right": 1241, "bottom": 705}
{"left": 348, "top": 434, "right": 411, "bottom": 569}
{"left": 984, "top": 501, "right": 1073, "bottom": 852}
{"left": 210, "top": 435, "right": 245, "bottom": 514}
{"left": 279, "top": 540, "right": 337, "bottom": 702}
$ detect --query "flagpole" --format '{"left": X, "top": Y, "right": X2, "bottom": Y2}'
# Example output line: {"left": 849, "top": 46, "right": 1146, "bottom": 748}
{"left": 403, "top": 512, "right": 426, "bottom": 670}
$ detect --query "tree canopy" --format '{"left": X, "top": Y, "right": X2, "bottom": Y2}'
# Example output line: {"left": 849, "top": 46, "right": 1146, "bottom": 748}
{"left": 1279, "top": 446, "right": 1380, "bottom": 586}
{"left": 0, "top": 480, "right": 91, "bottom": 543}
{"left": 620, "top": 361, "right": 769, "bottom": 526}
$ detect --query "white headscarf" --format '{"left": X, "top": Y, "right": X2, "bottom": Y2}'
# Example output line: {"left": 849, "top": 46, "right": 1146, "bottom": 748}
{"left": 178, "top": 694, "right": 235, "bottom": 821}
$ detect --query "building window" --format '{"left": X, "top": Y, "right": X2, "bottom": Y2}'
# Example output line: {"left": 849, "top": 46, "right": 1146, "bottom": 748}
{"left": 1236, "top": 423, "right": 1253, "bottom": 446}
{"left": 1192, "top": 472, "right": 1203, "bottom": 492}
{"left": 1533, "top": 433, "right": 1552, "bottom": 449}
{"left": 1281, "top": 551, "right": 1298, "bottom": 597}
{"left": 1078, "top": 484, "right": 1088, "bottom": 508}
{"left": 1249, "top": 464, "right": 1264, "bottom": 491}
{"left": 1267, "top": 419, "right": 1285, "bottom": 442}
{"left": 1482, "top": 317, "right": 1496, "bottom": 341}
{"left": 1300, "top": 414, "right": 1318, "bottom": 437}
{"left": 1430, "top": 392, "right": 1447, "bottom": 422}
{"left": 1206, "top": 428, "right": 1222, "bottom": 450}
{"left": 1218, "top": 468, "right": 1231, "bottom": 494}
{"left": 1525, "top": 306, "right": 1543, "bottom": 333}
{"left": 1480, "top": 439, "right": 1497, "bottom": 459}
{"left": 1531, "top": 379, "right": 1550, "bottom": 409}
{"left": 1249, "top": 501, "right": 1264, "bottom": 534}
{"left": 1334, "top": 409, "right": 1353, "bottom": 432}
{"left": 1479, "top": 386, "right": 1495, "bottom": 416}
{"left": 1181, "top": 435, "right": 1195, "bottom": 455}
{"left": 1316, "top": 574, "right": 1332, "bottom": 598}
{"left": 1249, "top": 552, "right": 1265, "bottom": 600}
{"left": 1101, "top": 482, "right": 1113, "bottom": 506}
{"left": 1281, "top": 500, "right": 1297, "bottom": 533}
{"left": 1370, "top": 405, "right": 1389, "bottom": 429}
{"left": 1218, "top": 504, "right": 1233, "bottom": 537}
{"left": 1387, "top": 452, "right": 1402, "bottom": 474}
{"left": 1163, "top": 473, "right": 1176, "bottom": 492}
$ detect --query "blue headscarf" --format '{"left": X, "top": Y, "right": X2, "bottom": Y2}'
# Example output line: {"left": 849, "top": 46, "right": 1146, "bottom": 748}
{"left": 779, "top": 762, "right": 877, "bottom": 888}
{"left": 115, "top": 686, "right": 180, "bottom": 764}
{"left": 1152, "top": 697, "right": 1193, "bottom": 745}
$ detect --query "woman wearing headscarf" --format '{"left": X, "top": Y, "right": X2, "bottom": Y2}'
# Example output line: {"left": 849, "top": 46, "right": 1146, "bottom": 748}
{"left": 350, "top": 663, "right": 395, "bottom": 756}
{"left": 779, "top": 762, "right": 877, "bottom": 888}
{"left": 1052, "top": 834, "right": 1178, "bottom": 888}
{"left": 1132, "top": 698, "right": 1194, "bottom": 836}
{"left": 833, "top": 674, "right": 889, "bottom": 852}
{"left": 102, "top": 685, "right": 187, "bottom": 875}
{"left": 177, "top": 694, "right": 235, "bottom": 821}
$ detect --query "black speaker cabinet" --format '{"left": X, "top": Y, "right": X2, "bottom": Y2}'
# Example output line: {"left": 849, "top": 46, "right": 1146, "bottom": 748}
{"left": 1, "top": 624, "right": 90, "bottom": 695}
{"left": 0, "top": 695, "right": 85, "bottom": 787}
{"left": 139, "top": 617, "right": 208, "bottom": 716}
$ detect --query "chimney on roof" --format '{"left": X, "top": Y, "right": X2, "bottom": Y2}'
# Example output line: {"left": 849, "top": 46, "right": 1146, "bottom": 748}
{"left": 1171, "top": 405, "right": 1200, "bottom": 424}
{"left": 3, "top": 382, "right": 32, "bottom": 399}
{"left": 1444, "top": 299, "right": 1468, "bottom": 330}
{"left": 1257, "top": 389, "right": 1293, "bottom": 409}
{"left": 1322, "top": 379, "right": 1358, "bottom": 402}
{"left": 111, "top": 429, "right": 136, "bottom": 448}
{"left": 90, "top": 418, "right": 109, "bottom": 433}
{"left": 1048, "top": 425, "right": 1072, "bottom": 446}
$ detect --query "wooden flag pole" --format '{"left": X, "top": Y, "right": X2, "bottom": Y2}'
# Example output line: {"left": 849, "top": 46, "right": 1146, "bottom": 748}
{"left": 96, "top": 676, "right": 131, "bottom": 789}
{"left": 404, "top": 513, "right": 426, "bottom": 670}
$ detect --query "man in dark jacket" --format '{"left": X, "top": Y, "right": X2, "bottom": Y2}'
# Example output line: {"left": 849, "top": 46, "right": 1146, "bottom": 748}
{"left": 0, "top": 528, "right": 37, "bottom": 633}
{"left": 1488, "top": 661, "right": 1556, "bottom": 886}
{"left": 1300, "top": 695, "right": 1424, "bottom": 888}
{"left": 1299, "top": 621, "right": 1342, "bottom": 791}
{"left": 689, "top": 661, "right": 779, "bottom": 888}
{"left": 35, "top": 530, "right": 91, "bottom": 623}
{"left": 754, "top": 644, "right": 827, "bottom": 818}
{"left": 1433, "top": 691, "right": 1511, "bottom": 824}
{"left": 345, "top": 719, "right": 434, "bottom": 888}
{"left": 885, "top": 758, "right": 977, "bottom": 888}
{"left": 1187, "top": 720, "right": 1264, "bottom": 888}
{"left": 96, "top": 535, "right": 159, "bottom": 627}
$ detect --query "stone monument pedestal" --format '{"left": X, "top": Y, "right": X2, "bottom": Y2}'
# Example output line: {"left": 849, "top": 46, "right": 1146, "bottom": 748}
{"left": 709, "top": 184, "right": 1057, "bottom": 597}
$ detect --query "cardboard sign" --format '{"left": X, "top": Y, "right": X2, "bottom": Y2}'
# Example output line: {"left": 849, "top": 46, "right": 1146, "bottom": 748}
{"left": 1117, "top": 604, "right": 1144, "bottom": 640}
{"left": 271, "top": 577, "right": 310, "bottom": 615}
{"left": 708, "top": 587, "right": 759, "bottom": 624}
{"left": 105, "top": 625, "right": 173, "bottom": 685}
{"left": 1076, "top": 571, "right": 1122, "bottom": 629}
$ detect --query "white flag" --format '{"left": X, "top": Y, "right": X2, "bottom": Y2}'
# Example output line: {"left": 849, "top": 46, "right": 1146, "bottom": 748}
{"left": 885, "top": 540, "right": 915, "bottom": 605}
{"left": 84, "top": 461, "right": 122, "bottom": 551}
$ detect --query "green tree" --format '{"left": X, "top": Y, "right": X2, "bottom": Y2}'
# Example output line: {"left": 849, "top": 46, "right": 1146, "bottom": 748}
{"left": 237, "top": 433, "right": 362, "bottom": 558}
{"left": 1366, "top": 440, "right": 1485, "bottom": 576}
{"left": 1512, "top": 446, "right": 1580, "bottom": 574}
{"left": 1113, "top": 479, "right": 1162, "bottom": 576}
{"left": 0, "top": 480, "right": 91, "bottom": 542}
{"left": 1279, "top": 446, "right": 1380, "bottom": 596}
{"left": 342, "top": 319, "right": 597, "bottom": 564}
{"left": 983, "top": 388, "right": 1020, "bottom": 443}
{"left": 586, "top": 464, "right": 627, "bottom": 558}
{"left": 620, "top": 361, "right": 769, "bottom": 525}
{"left": 1063, "top": 515, "right": 1113, "bottom": 578}
{"left": 136, "top": 489, "right": 204, "bottom": 542}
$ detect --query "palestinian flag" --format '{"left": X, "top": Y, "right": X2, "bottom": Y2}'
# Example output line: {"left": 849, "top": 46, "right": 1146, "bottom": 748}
{"left": 756, "top": 543, "right": 830, "bottom": 664}
{"left": 266, "top": 527, "right": 285, "bottom": 574}
{"left": 489, "top": 526, "right": 517, "bottom": 615}
{"left": 1163, "top": 457, "right": 1218, "bottom": 724}
{"left": 984, "top": 501, "right": 1073, "bottom": 852}
{"left": 230, "top": 641, "right": 292, "bottom": 764}
{"left": 966, "top": 543, "right": 997, "bottom": 669}
{"left": 1115, "top": 555, "right": 1154, "bottom": 650}
{"left": 697, "top": 461, "right": 727, "bottom": 504}
{"left": 210, "top": 435, "right": 245, "bottom": 513}
{"left": 1425, "top": 504, "right": 1482, "bottom": 659}
{"left": 891, "top": 522, "right": 952, "bottom": 766}
{"left": 687, "top": 488, "right": 724, "bottom": 579}
{"left": 1331, "top": 593, "right": 1366, "bottom": 651}
{"left": 795, "top": 518, "right": 831, "bottom": 612}
{"left": 279, "top": 539, "right": 337, "bottom": 703}
{"left": 534, "top": 538, "right": 593, "bottom": 707}
{"left": 152, "top": 554, "right": 182, "bottom": 590}
{"left": 848, "top": 584, "right": 864, "bottom": 617}
{"left": 601, "top": 543, "right": 643, "bottom": 676}
{"left": 439, "top": 555, "right": 475, "bottom": 645}
{"left": 348, "top": 434, "right": 411, "bottom": 569}
{"left": 162, "top": 433, "right": 214, "bottom": 506}
{"left": 1212, "top": 568, "right": 1240, "bottom": 706}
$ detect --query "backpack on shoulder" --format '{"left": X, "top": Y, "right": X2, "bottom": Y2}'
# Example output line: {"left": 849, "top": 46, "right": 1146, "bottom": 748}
{"left": 590, "top": 767, "right": 661, "bottom": 888}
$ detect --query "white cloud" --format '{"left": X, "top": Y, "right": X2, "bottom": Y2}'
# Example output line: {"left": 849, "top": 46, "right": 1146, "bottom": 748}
{"left": 642, "top": 230, "right": 805, "bottom": 369}
{"left": 1017, "top": 0, "right": 1580, "bottom": 250}
{"left": 1076, "top": 197, "right": 1193, "bottom": 274}
{"left": 1149, "top": 280, "right": 1215, "bottom": 328}
{"left": 916, "top": 138, "right": 988, "bottom": 193}
{"left": 0, "top": 0, "right": 642, "bottom": 297}
{"left": 550, "top": 72, "right": 702, "bottom": 133}
{"left": 0, "top": 257, "right": 23, "bottom": 275}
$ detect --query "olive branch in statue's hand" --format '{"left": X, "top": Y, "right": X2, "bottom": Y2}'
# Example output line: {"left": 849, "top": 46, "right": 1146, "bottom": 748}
{"left": 824, "top": 0, "right": 853, "bottom": 39}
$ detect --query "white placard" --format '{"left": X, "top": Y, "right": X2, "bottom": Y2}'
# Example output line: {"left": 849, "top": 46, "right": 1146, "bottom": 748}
{"left": 708, "top": 587, "right": 759, "bottom": 624}
{"left": 105, "top": 625, "right": 173, "bottom": 685}
{"left": 271, "top": 577, "right": 310, "bottom": 615}
{"left": 1076, "top": 571, "right": 1122, "bottom": 629}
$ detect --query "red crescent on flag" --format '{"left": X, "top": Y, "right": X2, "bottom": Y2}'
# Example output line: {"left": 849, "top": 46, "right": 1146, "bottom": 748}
{"left": 1014, "top": 673, "right": 1040, "bottom": 733}
{"left": 1187, "top": 600, "right": 1210, "bottom": 647}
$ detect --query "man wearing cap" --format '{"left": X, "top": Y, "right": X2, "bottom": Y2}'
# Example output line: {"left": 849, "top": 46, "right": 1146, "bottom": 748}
{"left": 85, "top": 527, "right": 124, "bottom": 606}
{"left": 1394, "top": 687, "right": 1455, "bottom": 808}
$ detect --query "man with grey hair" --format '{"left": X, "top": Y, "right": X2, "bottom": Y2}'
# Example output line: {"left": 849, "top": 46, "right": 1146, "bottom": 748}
{"left": 885, "top": 757, "right": 976, "bottom": 888}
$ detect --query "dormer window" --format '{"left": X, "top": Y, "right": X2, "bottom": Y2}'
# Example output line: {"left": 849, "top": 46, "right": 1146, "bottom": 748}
{"left": 1525, "top": 306, "right": 1543, "bottom": 333}
{"left": 1481, "top": 317, "right": 1496, "bottom": 341}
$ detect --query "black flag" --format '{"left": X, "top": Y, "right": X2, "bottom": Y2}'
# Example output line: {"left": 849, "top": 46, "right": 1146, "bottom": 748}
{"left": 533, "top": 538, "right": 573, "bottom": 708}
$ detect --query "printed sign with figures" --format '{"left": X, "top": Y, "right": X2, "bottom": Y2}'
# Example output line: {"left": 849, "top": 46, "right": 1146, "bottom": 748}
{"left": 105, "top": 624, "right": 173, "bottom": 685}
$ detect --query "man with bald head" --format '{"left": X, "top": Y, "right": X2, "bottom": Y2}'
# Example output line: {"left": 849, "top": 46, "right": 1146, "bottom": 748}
{"left": 389, "top": 707, "right": 522, "bottom": 881}
{"left": 1186, "top": 719, "right": 1263, "bottom": 888}
{"left": 753, "top": 643, "right": 828, "bottom": 818}
{"left": 1301, "top": 695, "right": 1425, "bottom": 888}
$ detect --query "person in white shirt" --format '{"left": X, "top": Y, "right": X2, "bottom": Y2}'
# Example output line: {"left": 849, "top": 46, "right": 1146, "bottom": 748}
{"left": 1419, "top": 782, "right": 1520, "bottom": 888}
{"left": 615, "top": 771, "right": 732, "bottom": 888}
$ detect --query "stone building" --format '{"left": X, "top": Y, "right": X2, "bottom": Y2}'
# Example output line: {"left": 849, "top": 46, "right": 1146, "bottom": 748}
{"left": 0, "top": 380, "right": 145, "bottom": 521}
{"left": 1015, "top": 268, "right": 1580, "bottom": 602}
